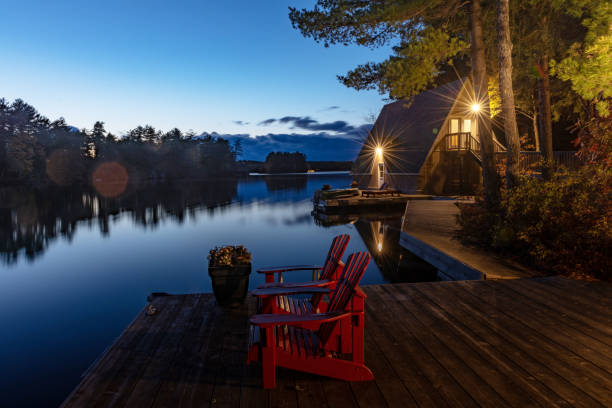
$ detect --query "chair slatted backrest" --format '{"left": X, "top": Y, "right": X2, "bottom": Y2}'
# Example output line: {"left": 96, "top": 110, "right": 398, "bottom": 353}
{"left": 317, "top": 252, "right": 370, "bottom": 345}
{"left": 319, "top": 234, "right": 350, "bottom": 280}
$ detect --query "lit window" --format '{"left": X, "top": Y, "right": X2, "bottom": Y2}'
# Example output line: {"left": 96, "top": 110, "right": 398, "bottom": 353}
{"left": 450, "top": 119, "right": 460, "bottom": 133}
{"left": 463, "top": 119, "right": 471, "bottom": 133}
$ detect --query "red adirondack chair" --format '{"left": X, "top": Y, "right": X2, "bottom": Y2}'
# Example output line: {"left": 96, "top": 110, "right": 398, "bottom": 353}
{"left": 256, "top": 234, "right": 350, "bottom": 289}
{"left": 247, "top": 252, "right": 373, "bottom": 388}
{"left": 256, "top": 234, "right": 350, "bottom": 314}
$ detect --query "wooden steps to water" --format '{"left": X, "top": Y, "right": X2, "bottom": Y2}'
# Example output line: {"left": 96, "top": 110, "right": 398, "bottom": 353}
{"left": 61, "top": 277, "right": 612, "bottom": 407}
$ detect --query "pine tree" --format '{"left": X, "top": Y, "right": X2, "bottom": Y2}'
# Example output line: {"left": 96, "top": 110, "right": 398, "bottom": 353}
{"left": 232, "top": 139, "right": 243, "bottom": 160}
{"left": 497, "top": 0, "right": 520, "bottom": 188}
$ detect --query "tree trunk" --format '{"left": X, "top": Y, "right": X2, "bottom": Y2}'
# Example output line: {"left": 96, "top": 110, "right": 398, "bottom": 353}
{"left": 536, "top": 15, "right": 554, "bottom": 179}
{"left": 537, "top": 53, "right": 554, "bottom": 178}
{"left": 497, "top": 0, "right": 521, "bottom": 189}
{"left": 532, "top": 99, "right": 540, "bottom": 151}
{"left": 471, "top": 0, "right": 500, "bottom": 207}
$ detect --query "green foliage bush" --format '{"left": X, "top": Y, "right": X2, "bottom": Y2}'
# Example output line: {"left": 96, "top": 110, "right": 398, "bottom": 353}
{"left": 457, "top": 166, "right": 611, "bottom": 280}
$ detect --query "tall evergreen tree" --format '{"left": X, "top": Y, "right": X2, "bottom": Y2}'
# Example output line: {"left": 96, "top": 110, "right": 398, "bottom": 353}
{"left": 497, "top": 0, "right": 520, "bottom": 188}
{"left": 470, "top": 0, "right": 500, "bottom": 206}
{"left": 142, "top": 125, "right": 160, "bottom": 144}
{"left": 232, "top": 139, "right": 243, "bottom": 160}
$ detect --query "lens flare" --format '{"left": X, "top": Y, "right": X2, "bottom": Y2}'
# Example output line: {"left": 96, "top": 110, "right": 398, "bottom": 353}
{"left": 471, "top": 103, "right": 481, "bottom": 113}
{"left": 92, "top": 162, "right": 129, "bottom": 198}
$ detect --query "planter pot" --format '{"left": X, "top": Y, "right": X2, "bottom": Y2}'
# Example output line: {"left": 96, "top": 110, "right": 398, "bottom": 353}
{"left": 208, "top": 264, "right": 251, "bottom": 308}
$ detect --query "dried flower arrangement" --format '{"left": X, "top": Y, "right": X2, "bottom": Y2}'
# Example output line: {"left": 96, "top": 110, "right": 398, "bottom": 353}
{"left": 208, "top": 245, "right": 252, "bottom": 267}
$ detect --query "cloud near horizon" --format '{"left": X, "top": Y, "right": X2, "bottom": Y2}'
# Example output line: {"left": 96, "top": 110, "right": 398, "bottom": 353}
{"left": 205, "top": 122, "right": 372, "bottom": 161}
{"left": 257, "top": 118, "right": 276, "bottom": 126}
{"left": 257, "top": 115, "right": 356, "bottom": 133}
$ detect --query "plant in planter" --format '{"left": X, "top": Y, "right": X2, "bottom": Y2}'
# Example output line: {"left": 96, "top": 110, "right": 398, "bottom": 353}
{"left": 208, "top": 245, "right": 252, "bottom": 308}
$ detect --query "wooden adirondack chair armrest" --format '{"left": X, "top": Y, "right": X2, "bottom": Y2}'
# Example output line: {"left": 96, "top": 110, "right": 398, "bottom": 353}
{"left": 354, "top": 286, "right": 367, "bottom": 298}
{"left": 257, "top": 279, "right": 333, "bottom": 289}
{"left": 250, "top": 311, "right": 349, "bottom": 328}
{"left": 256, "top": 265, "right": 322, "bottom": 275}
{"left": 252, "top": 287, "right": 331, "bottom": 297}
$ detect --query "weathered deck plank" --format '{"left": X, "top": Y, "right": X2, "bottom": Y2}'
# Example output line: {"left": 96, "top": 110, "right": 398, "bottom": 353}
{"left": 433, "top": 281, "right": 607, "bottom": 408}
{"left": 412, "top": 282, "right": 575, "bottom": 407}
{"left": 383, "top": 284, "right": 536, "bottom": 407}
{"left": 62, "top": 277, "right": 612, "bottom": 408}
{"left": 455, "top": 281, "right": 612, "bottom": 407}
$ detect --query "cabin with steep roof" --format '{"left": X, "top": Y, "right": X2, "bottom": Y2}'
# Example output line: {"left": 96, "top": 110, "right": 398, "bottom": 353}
{"left": 353, "top": 79, "right": 505, "bottom": 195}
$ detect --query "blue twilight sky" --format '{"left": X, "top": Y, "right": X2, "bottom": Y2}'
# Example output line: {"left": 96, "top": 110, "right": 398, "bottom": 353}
{"left": 1, "top": 0, "right": 393, "bottom": 160}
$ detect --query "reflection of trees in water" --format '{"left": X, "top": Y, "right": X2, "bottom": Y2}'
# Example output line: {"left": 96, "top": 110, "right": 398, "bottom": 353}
{"left": 353, "top": 218, "right": 438, "bottom": 283}
{"left": 264, "top": 176, "right": 307, "bottom": 192}
{"left": 0, "top": 179, "right": 238, "bottom": 265}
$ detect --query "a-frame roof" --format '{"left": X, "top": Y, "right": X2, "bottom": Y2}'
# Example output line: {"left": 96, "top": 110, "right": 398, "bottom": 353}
{"left": 354, "top": 79, "right": 467, "bottom": 174}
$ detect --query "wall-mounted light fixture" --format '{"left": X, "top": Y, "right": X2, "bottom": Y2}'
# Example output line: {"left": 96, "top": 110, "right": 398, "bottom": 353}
{"left": 471, "top": 103, "right": 481, "bottom": 113}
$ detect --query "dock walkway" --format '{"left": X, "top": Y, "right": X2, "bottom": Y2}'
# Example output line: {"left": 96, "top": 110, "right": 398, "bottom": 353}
{"left": 401, "top": 200, "right": 543, "bottom": 280}
{"left": 62, "top": 277, "right": 612, "bottom": 407}
{"left": 314, "top": 193, "right": 432, "bottom": 213}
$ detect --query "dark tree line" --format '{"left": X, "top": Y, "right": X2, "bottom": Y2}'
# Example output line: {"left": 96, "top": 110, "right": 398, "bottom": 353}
{"left": 0, "top": 98, "right": 244, "bottom": 187}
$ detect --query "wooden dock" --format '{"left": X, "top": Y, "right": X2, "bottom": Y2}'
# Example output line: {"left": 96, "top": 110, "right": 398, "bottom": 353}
{"left": 62, "top": 276, "right": 612, "bottom": 407}
{"left": 401, "top": 200, "right": 544, "bottom": 280}
{"left": 314, "top": 193, "right": 432, "bottom": 213}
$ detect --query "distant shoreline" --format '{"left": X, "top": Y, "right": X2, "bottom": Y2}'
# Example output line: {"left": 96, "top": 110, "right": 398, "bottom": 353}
{"left": 248, "top": 171, "right": 351, "bottom": 176}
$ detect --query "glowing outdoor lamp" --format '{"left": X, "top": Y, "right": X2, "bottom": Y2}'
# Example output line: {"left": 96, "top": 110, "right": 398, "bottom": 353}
{"left": 375, "top": 146, "right": 383, "bottom": 156}
{"left": 471, "top": 103, "right": 481, "bottom": 113}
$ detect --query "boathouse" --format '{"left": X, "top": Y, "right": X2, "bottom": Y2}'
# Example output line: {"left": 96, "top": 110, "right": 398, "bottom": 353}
{"left": 353, "top": 79, "right": 505, "bottom": 195}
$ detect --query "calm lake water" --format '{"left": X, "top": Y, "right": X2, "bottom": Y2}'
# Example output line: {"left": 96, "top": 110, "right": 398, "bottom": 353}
{"left": 0, "top": 173, "right": 436, "bottom": 407}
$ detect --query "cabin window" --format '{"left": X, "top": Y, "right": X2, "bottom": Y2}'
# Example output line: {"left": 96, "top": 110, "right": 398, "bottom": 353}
{"left": 449, "top": 119, "right": 460, "bottom": 133}
{"left": 449, "top": 118, "right": 460, "bottom": 149}
{"left": 463, "top": 119, "right": 472, "bottom": 133}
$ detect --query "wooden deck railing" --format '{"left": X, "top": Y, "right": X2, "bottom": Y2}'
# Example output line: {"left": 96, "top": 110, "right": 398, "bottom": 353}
{"left": 436, "top": 132, "right": 582, "bottom": 170}
{"left": 438, "top": 133, "right": 581, "bottom": 170}
{"left": 442, "top": 132, "right": 505, "bottom": 159}
{"left": 444, "top": 132, "right": 479, "bottom": 152}
{"left": 496, "top": 151, "right": 582, "bottom": 170}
